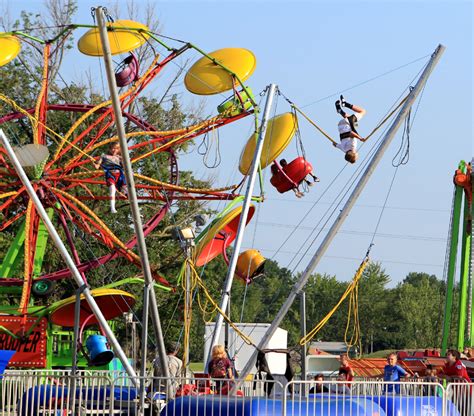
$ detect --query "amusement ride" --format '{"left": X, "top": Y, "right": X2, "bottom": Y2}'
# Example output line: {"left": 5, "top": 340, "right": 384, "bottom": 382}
{"left": 0, "top": 5, "right": 468, "bottom": 400}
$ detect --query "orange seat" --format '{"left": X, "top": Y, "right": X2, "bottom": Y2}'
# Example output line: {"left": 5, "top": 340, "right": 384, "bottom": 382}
{"left": 270, "top": 157, "right": 313, "bottom": 194}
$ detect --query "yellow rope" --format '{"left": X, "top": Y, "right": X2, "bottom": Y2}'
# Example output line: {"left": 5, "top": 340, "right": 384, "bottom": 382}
{"left": 188, "top": 260, "right": 256, "bottom": 347}
{"left": 0, "top": 94, "right": 96, "bottom": 163}
{"left": 299, "top": 256, "right": 370, "bottom": 346}
{"left": 290, "top": 94, "right": 410, "bottom": 146}
{"left": 33, "top": 44, "right": 50, "bottom": 145}
{"left": 291, "top": 104, "right": 337, "bottom": 145}
{"left": 130, "top": 116, "right": 222, "bottom": 165}
{"left": 51, "top": 187, "right": 141, "bottom": 262}
{"left": 133, "top": 173, "right": 239, "bottom": 193}
{"left": 19, "top": 200, "right": 33, "bottom": 313}
{"left": 364, "top": 95, "right": 409, "bottom": 140}
{"left": 345, "top": 276, "right": 362, "bottom": 357}
{"left": 0, "top": 191, "right": 18, "bottom": 199}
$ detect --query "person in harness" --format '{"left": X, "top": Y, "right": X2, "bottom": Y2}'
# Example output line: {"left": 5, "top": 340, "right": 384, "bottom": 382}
{"left": 334, "top": 96, "right": 367, "bottom": 164}
{"left": 94, "top": 142, "right": 127, "bottom": 214}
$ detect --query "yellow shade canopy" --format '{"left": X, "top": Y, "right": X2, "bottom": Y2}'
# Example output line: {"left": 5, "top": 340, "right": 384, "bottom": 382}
{"left": 194, "top": 205, "right": 255, "bottom": 267}
{"left": 48, "top": 288, "right": 135, "bottom": 327}
{"left": 184, "top": 48, "right": 256, "bottom": 95}
{"left": 78, "top": 20, "right": 149, "bottom": 56}
{"left": 239, "top": 112, "right": 297, "bottom": 175}
{"left": 0, "top": 34, "right": 21, "bottom": 67}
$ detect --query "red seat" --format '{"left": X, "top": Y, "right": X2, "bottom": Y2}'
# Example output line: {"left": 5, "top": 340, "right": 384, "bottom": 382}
{"left": 270, "top": 157, "right": 313, "bottom": 193}
{"left": 194, "top": 372, "right": 211, "bottom": 393}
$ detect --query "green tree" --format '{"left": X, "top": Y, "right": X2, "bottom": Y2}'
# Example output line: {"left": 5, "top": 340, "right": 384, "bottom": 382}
{"left": 358, "top": 262, "right": 392, "bottom": 353}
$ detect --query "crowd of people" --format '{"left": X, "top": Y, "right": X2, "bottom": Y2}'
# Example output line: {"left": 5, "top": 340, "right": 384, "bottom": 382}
{"left": 307, "top": 349, "right": 472, "bottom": 396}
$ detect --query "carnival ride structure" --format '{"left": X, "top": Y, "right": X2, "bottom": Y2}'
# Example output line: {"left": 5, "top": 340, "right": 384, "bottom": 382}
{"left": 0, "top": 4, "right": 327, "bottom": 371}
{"left": 442, "top": 159, "right": 473, "bottom": 354}
{"left": 0, "top": 6, "right": 449, "bottom": 386}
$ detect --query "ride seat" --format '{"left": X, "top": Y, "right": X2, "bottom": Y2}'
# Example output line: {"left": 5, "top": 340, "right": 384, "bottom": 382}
{"left": 270, "top": 157, "right": 313, "bottom": 193}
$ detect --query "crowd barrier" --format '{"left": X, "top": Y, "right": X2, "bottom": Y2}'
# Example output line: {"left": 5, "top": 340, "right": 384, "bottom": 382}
{"left": 0, "top": 371, "right": 472, "bottom": 416}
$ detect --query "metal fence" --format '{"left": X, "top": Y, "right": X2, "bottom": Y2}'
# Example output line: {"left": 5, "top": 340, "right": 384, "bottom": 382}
{"left": 0, "top": 371, "right": 472, "bottom": 416}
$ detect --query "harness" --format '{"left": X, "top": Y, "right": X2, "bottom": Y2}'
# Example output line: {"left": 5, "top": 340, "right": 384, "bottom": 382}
{"left": 339, "top": 114, "right": 359, "bottom": 140}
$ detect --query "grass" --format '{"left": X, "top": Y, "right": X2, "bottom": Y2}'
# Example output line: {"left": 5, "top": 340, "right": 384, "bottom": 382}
{"left": 189, "top": 362, "right": 204, "bottom": 372}
{"left": 362, "top": 349, "right": 397, "bottom": 359}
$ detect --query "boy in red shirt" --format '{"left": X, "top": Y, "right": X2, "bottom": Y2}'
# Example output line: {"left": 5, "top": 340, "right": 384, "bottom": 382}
{"left": 339, "top": 353, "right": 355, "bottom": 384}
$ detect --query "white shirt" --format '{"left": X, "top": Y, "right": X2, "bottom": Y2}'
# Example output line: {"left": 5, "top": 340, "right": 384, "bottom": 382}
{"left": 154, "top": 354, "right": 183, "bottom": 377}
{"left": 336, "top": 137, "right": 357, "bottom": 153}
{"left": 338, "top": 118, "right": 352, "bottom": 135}
{"left": 336, "top": 118, "right": 357, "bottom": 153}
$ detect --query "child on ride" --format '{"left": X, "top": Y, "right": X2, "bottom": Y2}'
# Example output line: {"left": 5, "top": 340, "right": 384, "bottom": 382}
{"left": 94, "top": 142, "right": 127, "bottom": 214}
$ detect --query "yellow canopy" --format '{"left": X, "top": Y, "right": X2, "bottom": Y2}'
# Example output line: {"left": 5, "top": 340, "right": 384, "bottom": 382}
{"left": 78, "top": 20, "right": 149, "bottom": 56}
{"left": 0, "top": 34, "right": 21, "bottom": 67}
{"left": 185, "top": 48, "right": 256, "bottom": 95}
{"left": 239, "top": 112, "right": 297, "bottom": 175}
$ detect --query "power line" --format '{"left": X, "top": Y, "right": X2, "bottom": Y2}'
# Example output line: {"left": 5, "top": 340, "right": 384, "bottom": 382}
{"left": 256, "top": 222, "right": 446, "bottom": 242}
{"left": 264, "top": 198, "right": 449, "bottom": 213}
{"left": 248, "top": 247, "right": 443, "bottom": 269}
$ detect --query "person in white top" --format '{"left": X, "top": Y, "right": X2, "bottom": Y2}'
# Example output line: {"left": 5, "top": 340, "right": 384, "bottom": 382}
{"left": 334, "top": 96, "right": 367, "bottom": 164}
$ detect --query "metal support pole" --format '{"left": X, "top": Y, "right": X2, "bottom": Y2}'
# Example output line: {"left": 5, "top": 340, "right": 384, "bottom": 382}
{"left": 236, "top": 44, "right": 445, "bottom": 385}
{"left": 469, "top": 157, "right": 474, "bottom": 346}
{"left": 0, "top": 129, "right": 138, "bottom": 382}
{"left": 300, "top": 291, "right": 307, "bottom": 383}
{"left": 94, "top": 8, "right": 170, "bottom": 391}
{"left": 184, "top": 242, "right": 193, "bottom": 374}
{"left": 206, "top": 84, "right": 277, "bottom": 367}
{"left": 442, "top": 185, "right": 463, "bottom": 354}
{"left": 457, "top": 194, "right": 471, "bottom": 350}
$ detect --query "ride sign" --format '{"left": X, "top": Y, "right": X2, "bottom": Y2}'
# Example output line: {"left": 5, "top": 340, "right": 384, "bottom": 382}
{"left": 0, "top": 316, "right": 47, "bottom": 368}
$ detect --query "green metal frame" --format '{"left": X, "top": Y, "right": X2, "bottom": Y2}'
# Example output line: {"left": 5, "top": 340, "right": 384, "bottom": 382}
{"left": 441, "top": 160, "right": 473, "bottom": 354}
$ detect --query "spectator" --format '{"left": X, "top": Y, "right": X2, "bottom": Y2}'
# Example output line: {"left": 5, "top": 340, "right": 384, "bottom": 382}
{"left": 461, "top": 346, "right": 472, "bottom": 359}
{"left": 423, "top": 364, "right": 441, "bottom": 396}
{"left": 339, "top": 353, "right": 355, "bottom": 385}
{"left": 153, "top": 341, "right": 182, "bottom": 378}
{"left": 440, "top": 350, "right": 472, "bottom": 415}
{"left": 383, "top": 353, "right": 409, "bottom": 394}
{"left": 309, "top": 373, "right": 329, "bottom": 394}
{"left": 153, "top": 341, "right": 183, "bottom": 397}
{"left": 207, "top": 344, "right": 234, "bottom": 392}
{"left": 440, "top": 349, "right": 472, "bottom": 382}
{"left": 329, "top": 370, "right": 352, "bottom": 395}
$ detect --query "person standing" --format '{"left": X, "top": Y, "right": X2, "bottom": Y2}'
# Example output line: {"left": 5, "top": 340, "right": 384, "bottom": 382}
{"left": 338, "top": 353, "right": 355, "bottom": 384}
{"left": 383, "top": 353, "right": 409, "bottom": 394}
{"left": 207, "top": 344, "right": 234, "bottom": 393}
{"left": 153, "top": 341, "right": 183, "bottom": 396}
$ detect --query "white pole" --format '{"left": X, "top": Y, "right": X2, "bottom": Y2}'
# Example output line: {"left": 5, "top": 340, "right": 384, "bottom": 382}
{"left": 94, "top": 8, "right": 170, "bottom": 385}
{"left": 236, "top": 44, "right": 445, "bottom": 385}
{"left": 206, "top": 84, "right": 277, "bottom": 367}
{"left": 0, "top": 129, "right": 138, "bottom": 382}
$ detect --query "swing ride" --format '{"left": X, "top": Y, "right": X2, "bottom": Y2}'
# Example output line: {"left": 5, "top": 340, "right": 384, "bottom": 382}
{"left": 0, "top": 8, "right": 460, "bottom": 415}
{"left": 0, "top": 12, "right": 267, "bottom": 369}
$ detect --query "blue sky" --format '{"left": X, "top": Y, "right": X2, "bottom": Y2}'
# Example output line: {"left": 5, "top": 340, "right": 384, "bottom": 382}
{"left": 4, "top": 1, "right": 473, "bottom": 286}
